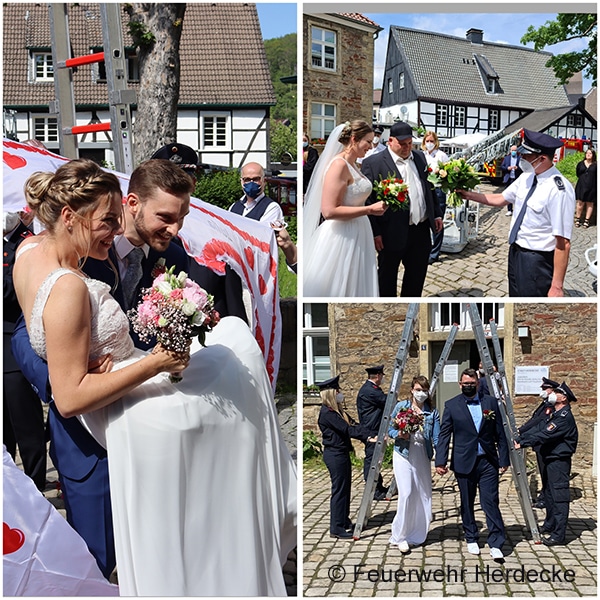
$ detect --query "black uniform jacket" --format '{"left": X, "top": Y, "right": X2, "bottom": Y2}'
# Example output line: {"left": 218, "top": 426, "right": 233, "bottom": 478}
{"left": 356, "top": 380, "right": 387, "bottom": 436}
{"left": 318, "top": 406, "right": 369, "bottom": 453}
{"left": 519, "top": 405, "right": 578, "bottom": 460}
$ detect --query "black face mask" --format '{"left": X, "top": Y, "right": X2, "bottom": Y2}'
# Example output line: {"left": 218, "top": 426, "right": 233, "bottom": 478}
{"left": 461, "top": 384, "right": 478, "bottom": 397}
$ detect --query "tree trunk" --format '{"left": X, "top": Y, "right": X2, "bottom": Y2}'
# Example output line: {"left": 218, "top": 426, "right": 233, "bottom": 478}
{"left": 127, "top": 3, "right": 186, "bottom": 165}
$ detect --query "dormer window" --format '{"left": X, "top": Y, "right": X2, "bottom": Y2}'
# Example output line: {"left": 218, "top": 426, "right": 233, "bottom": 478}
{"left": 474, "top": 54, "right": 501, "bottom": 95}
{"left": 30, "top": 50, "right": 53, "bottom": 82}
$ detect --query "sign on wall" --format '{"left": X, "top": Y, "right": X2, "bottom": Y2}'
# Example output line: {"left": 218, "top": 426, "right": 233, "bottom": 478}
{"left": 514, "top": 366, "right": 549, "bottom": 395}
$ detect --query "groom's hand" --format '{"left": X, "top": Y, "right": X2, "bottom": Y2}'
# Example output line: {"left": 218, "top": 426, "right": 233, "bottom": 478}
{"left": 374, "top": 235, "right": 384, "bottom": 252}
{"left": 434, "top": 217, "right": 443, "bottom": 233}
{"left": 435, "top": 466, "right": 448, "bottom": 475}
{"left": 499, "top": 466, "right": 508, "bottom": 474}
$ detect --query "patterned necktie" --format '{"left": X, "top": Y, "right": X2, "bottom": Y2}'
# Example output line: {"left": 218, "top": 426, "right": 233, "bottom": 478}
{"left": 122, "top": 247, "right": 145, "bottom": 309}
{"left": 397, "top": 157, "right": 423, "bottom": 225}
{"left": 508, "top": 176, "right": 538, "bottom": 245}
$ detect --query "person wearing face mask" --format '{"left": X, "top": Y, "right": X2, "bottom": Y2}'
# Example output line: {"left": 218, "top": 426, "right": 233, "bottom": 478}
{"left": 357, "top": 126, "right": 387, "bottom": 166}
{"left": 356, "top": 365, "right": 389, "bottom": 501}
{"left": 501, "top": 145, "right": 523, "bottom": 216}
{"left": 435, "top": 369, "right": 509, "bottom": 560}
{"left": 230, "top": 162, "right": 284, "bottom": 224}
{"left": 317, "top": 375, "right": 375, "bottom": 539}
{"left": 518, "top": 377, "right": 559, "bottom": 510}
{"left": 458, "top": 129, "right": 575, "bottom": 297}
{"left": 387, "top": 376, "right": 440, "bottom": 553}
{"left": 421, "top": 131, "right": 449, "bottom": 264}
{"left": 302, "top": 133, "right": 319, "bottom": 193}
{"left": 515, "top": 381, "right": 578, "bottom": 546}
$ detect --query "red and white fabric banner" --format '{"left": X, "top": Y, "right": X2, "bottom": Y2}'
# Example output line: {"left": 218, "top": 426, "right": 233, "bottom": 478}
{"left": 2, "top": 139, "right": 281, "bottom": 387}
{"left": 3, "top": 448, "right": 119, "bottom": 595}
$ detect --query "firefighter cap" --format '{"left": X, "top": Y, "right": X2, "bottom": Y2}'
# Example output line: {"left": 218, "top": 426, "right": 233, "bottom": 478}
{"left": 316, "top": 375, "right": 340, "bottom": 391}
{"left": 555, "top": 381, "right": 577, "bottom": 403}
{"left": 518, "top": 129, "right": 563, "bottom": 157}
{"left": 541, "top": 377, "right": 560, "bottom": 389}
{"left": 150, "top": 143, "right": 199, "bottom": 175}
{"left": 366, "top": 365, "right": 385, "bottom": 375}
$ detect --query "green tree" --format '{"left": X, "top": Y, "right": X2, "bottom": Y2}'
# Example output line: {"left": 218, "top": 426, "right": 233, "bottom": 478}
{"left": 270, "top": 120, "right": 296, "bottom": 162}
{"left": 264, "top": 34, "right": 297, "bottom": 126}
{"left": 520, "top": 14, "right": 597, "bottom": 87}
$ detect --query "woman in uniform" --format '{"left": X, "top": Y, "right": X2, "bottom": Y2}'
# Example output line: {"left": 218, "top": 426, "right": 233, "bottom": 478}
{"left": 317, "top": 375, "right": 375, "bottom": 539}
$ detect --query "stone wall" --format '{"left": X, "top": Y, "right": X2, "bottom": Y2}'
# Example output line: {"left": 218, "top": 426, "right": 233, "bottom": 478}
{"left": 303, "top": 15, "right": 376, "bottom": 130}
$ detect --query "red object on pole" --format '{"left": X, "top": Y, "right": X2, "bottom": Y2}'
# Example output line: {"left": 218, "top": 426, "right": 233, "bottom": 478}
{"left": 68, "top": 122, "right": 112, "bottom": 135}
{"left": 62, "top": 52, "right": 105, "bottom": 68}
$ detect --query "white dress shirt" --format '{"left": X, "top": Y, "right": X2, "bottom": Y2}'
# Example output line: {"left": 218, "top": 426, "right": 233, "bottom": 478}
{"left": 113, "top": 234, "right": 150, "bottom": 280}
{"left": 388, "top": 147, "right": 426, "bottom": 225}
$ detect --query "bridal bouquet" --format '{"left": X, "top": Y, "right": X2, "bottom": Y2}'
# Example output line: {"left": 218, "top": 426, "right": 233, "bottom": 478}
{"left": 373, "top": 173, "right": 409, "bottom": 211}
{"left": 427, "top": 158, "right": 481, "bottom": 207}
{"left": 392, "top": 408, "right": 424, "bottom": 435}
{"left": 128, "top": 266, "right": 220, "bottom": 382}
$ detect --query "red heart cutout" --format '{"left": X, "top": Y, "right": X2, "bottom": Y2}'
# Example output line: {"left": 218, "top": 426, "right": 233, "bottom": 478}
{"left": 3, "top": 522, "right": 25, "bottom": 554}
{"left": 3, "top": 151, "right": 27, "bottom": 170}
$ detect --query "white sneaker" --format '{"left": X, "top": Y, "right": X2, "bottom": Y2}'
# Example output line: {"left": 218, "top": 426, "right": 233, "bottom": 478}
{"left": 398, "top": 540, "right": 410, "bottom": 553}
{"left": 506, "top": 209, "right": 513, "bottom": 216}
{"left": 466, "top": 542, "right": 480, "bottom": 555}
{"left": 490, "top": 547, "right": 504, "bottom": 560}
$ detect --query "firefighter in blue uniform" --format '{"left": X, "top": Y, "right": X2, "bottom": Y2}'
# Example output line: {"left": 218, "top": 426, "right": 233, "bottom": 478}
{"left": 317, "top": 375, "right": 374, "bottom": 539}
{"left": 356, "top": 365, "right": 389, "bottom": 500}
{"left": 515, "top": 381, "right": 578, "bottom": 546}
{"left": 518, "top": 376, "right": 559, "bottom": 509}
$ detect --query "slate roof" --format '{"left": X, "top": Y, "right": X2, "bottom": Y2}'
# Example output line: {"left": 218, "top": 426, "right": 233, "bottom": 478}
{"left": 389, "top": 26, "right": 570, "bottom": 110}
{"left": 504, "top": 105, "right": 596, "bottom": 135}
{"left": 3, "top": 3, "right": 275, "bottom": 109}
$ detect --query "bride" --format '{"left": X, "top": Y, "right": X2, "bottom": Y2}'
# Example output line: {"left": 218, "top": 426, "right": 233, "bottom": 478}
{"left": 303, "top": 120, "right": 387, "bottom": 297}
{"left": 13, "top": 159, "right": 296, "bottom": 596}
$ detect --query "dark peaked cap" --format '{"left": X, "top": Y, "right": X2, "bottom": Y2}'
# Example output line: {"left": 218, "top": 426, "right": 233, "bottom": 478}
{"left": 150, "top": 143, "right": 199, "bottom": 173}
{"left": 518, "top": 129, "right": 563, "bottom": 156}
{"left": 366, "top": 365, "right": 385, "bottom": 375}
{"left": 316, "top": 375, "right": 340, "bottom": 391}
{"left": 541, "top": 377, "right": 560, "bottom": 389}
{"left": 555, "top": 381, "right": 577, "bottom": 403}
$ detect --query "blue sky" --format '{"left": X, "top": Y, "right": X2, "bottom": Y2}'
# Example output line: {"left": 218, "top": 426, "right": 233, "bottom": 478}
{"left": 256, "top": 3, "right": 297, "bottom": 40}
{"left": 364, "top": 12, "right": 593, "bottom": 92}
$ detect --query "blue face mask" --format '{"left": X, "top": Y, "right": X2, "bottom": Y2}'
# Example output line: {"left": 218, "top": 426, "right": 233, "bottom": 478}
{"left": 243, "top": 181, "right": 262, "bottom": 198}
{"left": 511, "top": 151, "right": 517, "bottom": 157}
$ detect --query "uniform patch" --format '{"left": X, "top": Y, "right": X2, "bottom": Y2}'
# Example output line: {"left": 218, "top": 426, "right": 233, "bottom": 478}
{"left": 554, "top": 176, "right": 565, "bottom": 191}
{"left": 547, "top": 422, "right": 557, "bottom": 431}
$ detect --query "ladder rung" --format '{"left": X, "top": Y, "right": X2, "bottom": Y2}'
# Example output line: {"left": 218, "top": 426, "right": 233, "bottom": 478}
{"left": 66, "top": 122, "right": 112, "bottom": 135}
{"left": 59, "top": 52, "right": 105, "bottom": 69}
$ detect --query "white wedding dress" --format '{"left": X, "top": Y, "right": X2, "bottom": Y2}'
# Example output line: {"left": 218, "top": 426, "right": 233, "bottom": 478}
{"left": 29, "top": 268, "right": 297, "bottom": 596}
{"left": 303, "top": 157, "right": 379, "bottom": 297}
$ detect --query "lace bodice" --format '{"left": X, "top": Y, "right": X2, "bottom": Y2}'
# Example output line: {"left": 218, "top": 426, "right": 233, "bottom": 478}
{"left": 328, "top": 157, "right": 373, "bottom": 207}
{"left": 29, "top": 268, "right": 135, "bottom": 362}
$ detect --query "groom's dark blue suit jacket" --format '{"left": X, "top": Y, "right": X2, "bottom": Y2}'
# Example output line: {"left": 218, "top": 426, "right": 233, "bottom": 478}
{"left": 435, "top": 392, "right": 510, "bottom": 475}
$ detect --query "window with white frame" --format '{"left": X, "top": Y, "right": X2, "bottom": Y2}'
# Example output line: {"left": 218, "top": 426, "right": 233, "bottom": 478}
{"left": 567, "top": 114, "right": 584, "bottom": 127}
{"left": 311, "top": 26, "right": 336, "bottom": 71}
{"left": 436, "top": 104, "right": 448, "bottom": 127}
{"left": 202, "top": 114, "right": 229, "bottom": 148}
{"left": 33, "top": 116, "right": 58, "bottom": 143}
{"left": 310, "top": 103, "right": 336, "bottom": 140}
{"left": 489, "top": 109, "right": 499, "bottom": 130}
{"left": 455, "top": 106, "right": 466, "bottom": 128}
{"left": 388, "top": 78, "right": 393, "bottom": 94}
{"left": 303, "top": 304, "right": 331, "bottom": 386}
{"left": 429, "top": 302, "right": 504, "bottom": 332}
{"left": 399, "top": 72, "right": 405, "bottom": 90}
{"left": 31, "top": 51, "right": 53, "bottom": 82}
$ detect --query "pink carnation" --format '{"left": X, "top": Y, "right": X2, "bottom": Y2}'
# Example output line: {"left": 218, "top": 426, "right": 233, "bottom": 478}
{"left": 170, "top": 288, "right": 184, "bottom": 300}
{"left": 137, "top": 301, "right": 160, "bottom": 327}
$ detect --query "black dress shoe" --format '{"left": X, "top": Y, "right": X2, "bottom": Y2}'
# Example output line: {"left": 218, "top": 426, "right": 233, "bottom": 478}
{"left": 374, "top": 492, "right": 387, "bottom": 501}
{"left": 542, "top": 536, "right": 565, "bottom": 546}
{"left": 532, "top": 501, "right": 546, "bottom": 509}
{"left": 345, "top": 523, "right": 354, "bottom": 532}
{"left": 330, "top": 530, "right": 353, "bottom": 539}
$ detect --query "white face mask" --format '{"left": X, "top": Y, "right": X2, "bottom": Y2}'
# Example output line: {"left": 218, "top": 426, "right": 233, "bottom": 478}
{"left": 425, "top": 142, "right": 435, "bottom": 152}
{"left": 336, "top": 392, "right": 344, "bottom": 404}
{"left": 3, "top": 212, "right": 21, "bottom": 234}
{"left": 539, "top": 389, "right": 549, "bottom": 400}
{"left": 412, "top": 390, "right": 428, "bottom": 404}
{"left": 547, "top": 392, "right": 557, "bottom": 405}
{"left": 520, "top": 155, "right": 542, "bottom": 175}
{"left": 373, "top": 137, "right": 380, "bottom": 145}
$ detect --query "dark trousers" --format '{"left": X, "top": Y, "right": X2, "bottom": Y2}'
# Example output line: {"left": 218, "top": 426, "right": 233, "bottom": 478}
{"left": 363, "top": 441, "right": 386, "bottom": 493}
{"left": 429, "top": 191, "right": 446, "bottom": 261}
{"left": 542, "top": 458, "right": 571, "bottom": 541}
{"left": 508, "top": 243, "right": 554, "bottom": 297}
{"left": 3, "top": 369, "right": 47, "bottom": 491}
{"left": 323, "top": 448, "right": 352, "bottom": 535}
{"left": 455, "top": 455, "right": 506, "bottom": 548}
{"left": 378, "top": 221, "right": 432, "bottom": 297}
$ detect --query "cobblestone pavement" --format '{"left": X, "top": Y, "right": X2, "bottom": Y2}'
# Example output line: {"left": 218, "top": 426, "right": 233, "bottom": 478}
{"left": 415, "top": 182, "right": 598, "bottom": 297}
{"left": 303, "top": 465, "right": 597, "bottom": 597}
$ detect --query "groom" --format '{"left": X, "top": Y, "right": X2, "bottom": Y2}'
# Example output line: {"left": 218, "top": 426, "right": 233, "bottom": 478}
{"left": 361, "top": 122, "right": 443, "bottom": 297}
{"left": 435, "top": 368, "right": 510, "bottom": 559}
{"left": 11, "top": 159, "right": 195, "bottom": 579}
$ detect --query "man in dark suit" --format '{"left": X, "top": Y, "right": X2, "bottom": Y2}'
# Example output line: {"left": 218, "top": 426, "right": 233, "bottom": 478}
{"left": 356, "top": 365, "right": 388, "bottom": 500}
{"left": 11, "top": 159, "right": 194, "bottom": 579}
{"left": 435, "top": 368, "right": 510, "bottom": 559}
{"left": 361, "top": 121, "right": 443, "bottom": 297}
{"left": 3, "top": 212, "right": 47, "bottom": 491}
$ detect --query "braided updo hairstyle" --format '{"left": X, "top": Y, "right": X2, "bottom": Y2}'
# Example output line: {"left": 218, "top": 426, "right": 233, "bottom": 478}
{"left": 24, "top": 159, "right": 122, "bottom": 234}
{"left": 337, "top": 119, "right": 373, "bottom": 146}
